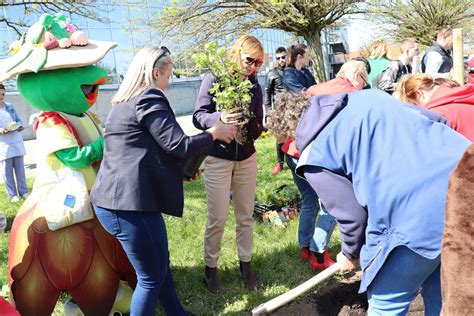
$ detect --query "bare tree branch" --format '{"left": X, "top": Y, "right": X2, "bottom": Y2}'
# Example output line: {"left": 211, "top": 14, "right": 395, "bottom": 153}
{"left": 1, "top": 1, "right": 106, "bottom": 37}
{"left": 369, "top": 0, "right": 474, "bottom": 46}
{"left": 152, "top": 0, "right": 365, "bottom": 81}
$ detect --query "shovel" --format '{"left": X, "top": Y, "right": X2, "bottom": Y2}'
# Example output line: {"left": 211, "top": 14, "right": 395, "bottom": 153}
{"left": 251, "top": 262, "right": 341, "bottom": 315}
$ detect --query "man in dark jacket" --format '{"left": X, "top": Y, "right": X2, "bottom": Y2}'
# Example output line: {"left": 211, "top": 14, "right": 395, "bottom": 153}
{"left": 264, "top": 47, "right": 287, "bottom": 174}
{"left": 422, "top": 26, "right": 453, "bottom": 78}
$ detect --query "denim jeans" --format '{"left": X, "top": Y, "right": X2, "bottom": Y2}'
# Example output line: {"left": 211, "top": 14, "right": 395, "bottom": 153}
{"left": 285, "top": 154, "right": 336, "bottom": 253}
{"left": 94, "top": 206, "right": 186, "bottom": 316}
{"left": 1, "top": 156, "right": 28, "bottom": 198}
{"left": 367, "top": 246, "right": 441, "bottom": 316}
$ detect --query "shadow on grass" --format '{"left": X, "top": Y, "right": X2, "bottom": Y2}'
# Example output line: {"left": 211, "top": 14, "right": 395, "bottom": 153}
{"left": 170, "top": 243, "right": 357, "bottom": 316}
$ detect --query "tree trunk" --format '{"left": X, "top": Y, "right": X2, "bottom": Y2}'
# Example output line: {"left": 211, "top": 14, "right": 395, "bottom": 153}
{"left": 303, "top": 31, "right": 327, "bottom": 83}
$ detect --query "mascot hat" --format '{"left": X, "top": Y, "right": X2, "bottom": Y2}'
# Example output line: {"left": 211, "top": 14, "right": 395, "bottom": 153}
{"left": 0, "top": 13, "right": 117, "bottom": 82}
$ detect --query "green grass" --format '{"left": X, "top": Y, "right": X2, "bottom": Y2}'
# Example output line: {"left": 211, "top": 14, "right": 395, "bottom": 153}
{"left": 0, "top": 136, "right": 341, "bottom": 315}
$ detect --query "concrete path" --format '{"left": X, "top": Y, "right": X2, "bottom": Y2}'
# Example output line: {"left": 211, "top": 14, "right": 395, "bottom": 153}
{"left": 1, "top": 114, "right": 200, "bottom": 183}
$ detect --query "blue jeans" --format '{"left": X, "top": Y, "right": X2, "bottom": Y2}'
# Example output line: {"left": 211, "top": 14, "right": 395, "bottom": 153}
{"left": 94, "top": 206, "right": 186, "bottom": 316}
{"left": 285, "top": 154, "right": 336, "bottom": 253}
{"left": 368, "top": 246, "right": 441, "bottom": 316}
{"left": 1, "top": 156, "right": 28, "bottom": 198}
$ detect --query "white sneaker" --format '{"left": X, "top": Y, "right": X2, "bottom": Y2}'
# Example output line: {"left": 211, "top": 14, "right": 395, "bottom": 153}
{"left": 11, "top": 196, "right": 20, "bottom": 203}
{"left": 21, "top": 193, "right": 29, "bottom": 199}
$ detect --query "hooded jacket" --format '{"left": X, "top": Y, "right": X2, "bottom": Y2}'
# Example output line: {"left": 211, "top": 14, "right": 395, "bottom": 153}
{"left": 282, "top": 76, "right": 362, "bottom": 158}
{"left": 424, "top": 84, "right": 474, "bottom": 141}
{"left": 295, "top": 89, "right": 468, "bottom": 293}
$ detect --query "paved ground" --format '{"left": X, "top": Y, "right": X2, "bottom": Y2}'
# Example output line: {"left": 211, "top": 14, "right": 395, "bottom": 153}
{"left": 1, "top": 114, "right": 200, "bottom": 183}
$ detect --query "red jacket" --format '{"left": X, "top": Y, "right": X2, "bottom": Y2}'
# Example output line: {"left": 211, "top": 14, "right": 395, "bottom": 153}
{"left": 283, "top": 77, "right": 360, "bottom": 158}
{"left": 425, "top": 84, "right": 474, "bottom": 142}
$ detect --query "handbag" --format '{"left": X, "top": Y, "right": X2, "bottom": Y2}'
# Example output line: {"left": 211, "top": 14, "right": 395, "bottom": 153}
{"left": 35, "top": 167, "right": 94, "bottom": 231}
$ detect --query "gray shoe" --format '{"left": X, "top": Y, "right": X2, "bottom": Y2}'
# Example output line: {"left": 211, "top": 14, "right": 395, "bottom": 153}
{"left": 11, "top": 195, "right": 20, "bottom": 203}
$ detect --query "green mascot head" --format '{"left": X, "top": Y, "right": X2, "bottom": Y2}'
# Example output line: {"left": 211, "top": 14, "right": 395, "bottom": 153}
{"left": 0, "top": 12, "right": 116, "bottom": 115}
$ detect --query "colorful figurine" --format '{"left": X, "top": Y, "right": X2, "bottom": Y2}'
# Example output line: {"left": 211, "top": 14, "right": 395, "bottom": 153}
{"left": 0, "top": 13, "right": 136, "bottom": 315}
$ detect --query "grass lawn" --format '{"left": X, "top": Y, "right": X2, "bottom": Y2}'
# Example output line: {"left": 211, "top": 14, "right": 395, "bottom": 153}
{"left": 0, "top": 135, "right": 342, "bottom": 315}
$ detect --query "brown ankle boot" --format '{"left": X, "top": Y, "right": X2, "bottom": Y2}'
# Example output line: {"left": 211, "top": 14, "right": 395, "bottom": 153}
{"left": 204, "top": 266, "right": 224, "bottom": 293}
{"left": 239, "top": 261, "right": 257, "bottom": 290}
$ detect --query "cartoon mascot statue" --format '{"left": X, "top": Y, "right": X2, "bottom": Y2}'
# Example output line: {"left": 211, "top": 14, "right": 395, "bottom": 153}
{"left": 0, "top": 13, "right": 136, "bottom": 315}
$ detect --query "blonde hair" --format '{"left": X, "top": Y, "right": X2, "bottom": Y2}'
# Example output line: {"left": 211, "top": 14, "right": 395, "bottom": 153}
{"left": 368, "top": 40, "right": 388, "bottom": 59}
{"left": 228, "top": 35, "right": 263, "bottom": 69}
{"left": 337, "top": 60, "right": 367, "bottom": 79}
{"left": 112, "top": 47, "right": 172, "bottom": 105}
{"left": 394, "top": 74, "right": 460, "bottom": 103}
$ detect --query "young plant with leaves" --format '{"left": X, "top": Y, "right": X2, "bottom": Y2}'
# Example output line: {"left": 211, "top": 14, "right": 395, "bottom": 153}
{"left": 193, "top": 41, "right": 254, "bottom": 122}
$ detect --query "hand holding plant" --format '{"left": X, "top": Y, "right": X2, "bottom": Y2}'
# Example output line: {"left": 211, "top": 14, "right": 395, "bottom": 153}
{"left": 193, "top": 41, "right": 254, "bottom": 123}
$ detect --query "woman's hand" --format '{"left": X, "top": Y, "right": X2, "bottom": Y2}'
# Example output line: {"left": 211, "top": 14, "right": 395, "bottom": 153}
{"left": 184, "top": 168, "right": 204, "bottom": 182}
{"left": 0, "top": 127, "right": 9, "bottom": 134}
{"left": 336, "top": 252, "right": 359, "bottom": 273}
{"left": 220, "top": 108, "right": 243, "bottom": 125}
{"left": 208, "top": 120, "right": 237, "bottom": 143}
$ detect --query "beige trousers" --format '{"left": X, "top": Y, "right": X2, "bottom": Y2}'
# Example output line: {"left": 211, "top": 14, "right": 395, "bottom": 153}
{"left": 203, "top": 153, "right": 258, "bottom": 267}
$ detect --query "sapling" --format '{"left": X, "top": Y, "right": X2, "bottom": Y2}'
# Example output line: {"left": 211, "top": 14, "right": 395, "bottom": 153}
{"left": 193, "top": 41, "right": 257, "bottom": 144}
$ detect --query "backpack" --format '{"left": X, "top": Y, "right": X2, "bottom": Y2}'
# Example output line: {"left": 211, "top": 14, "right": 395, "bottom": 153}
{"left": 372, "top": 60, "right": 410, "bottom": 93}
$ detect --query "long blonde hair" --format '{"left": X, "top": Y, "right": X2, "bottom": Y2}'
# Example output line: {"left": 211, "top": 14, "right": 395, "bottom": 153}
{"left": 368, "top": 40, "right": 388, "bottom": 59}
{"left": 228, "top": 35, "right": 263, "bottom": 70}
{"left": 112, "top": 47, "right": 172, "bottom": 105}
{"left": 394, "top": 74, "right": 460, "bottom": 103}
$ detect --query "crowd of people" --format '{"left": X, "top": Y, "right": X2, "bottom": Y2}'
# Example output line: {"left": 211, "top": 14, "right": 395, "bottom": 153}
{"left": 2, "top": 24, "right": 473, "bottom": 315}
{"left": 263, "top": 25, "right": 472, "bottom": 315}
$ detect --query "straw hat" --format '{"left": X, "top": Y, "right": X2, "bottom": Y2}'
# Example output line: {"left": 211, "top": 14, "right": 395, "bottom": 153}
{"left": 0, "top": 13, "right": 117, "bottom": 82}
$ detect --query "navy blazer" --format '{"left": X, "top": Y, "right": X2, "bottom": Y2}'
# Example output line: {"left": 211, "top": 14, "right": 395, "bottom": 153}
{"left": 91, "top": 88, "right": 213, "bottom": 217}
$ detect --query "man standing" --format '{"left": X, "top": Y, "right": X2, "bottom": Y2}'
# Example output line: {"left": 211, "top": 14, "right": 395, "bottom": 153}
{"left": 264, "top": 47, "right": 287, "bottom": 174}
{"left": 422, "top": 26, "right": 453, "bottom": 78}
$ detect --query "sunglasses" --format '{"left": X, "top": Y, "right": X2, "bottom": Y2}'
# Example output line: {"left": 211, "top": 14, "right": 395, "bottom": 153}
{"left": 244, "top": 56, "right": 263, "bottom": 67}
{"left": 276, "top": 56, "right": 286, "bottom": 60}
{"left": 154, "top": 46, "right": 171, "bottom": 67}
{"left": 359, "top": 72, "right": 369, "bottom": 87}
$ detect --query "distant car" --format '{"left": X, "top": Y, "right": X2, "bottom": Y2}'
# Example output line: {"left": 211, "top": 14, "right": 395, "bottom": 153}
{"left": 468, "top": 57, "right": 474, "bottom": 84}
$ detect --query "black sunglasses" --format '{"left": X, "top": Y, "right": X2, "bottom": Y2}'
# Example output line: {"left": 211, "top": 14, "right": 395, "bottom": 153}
{"left": 154, "top": 46, "right": 171, "bottom": 67}
{"left": 276, "top": 56, "right": 286, "bottom": 60}
{"left": 245, "top": 56, "right": 263, "bottom": 67}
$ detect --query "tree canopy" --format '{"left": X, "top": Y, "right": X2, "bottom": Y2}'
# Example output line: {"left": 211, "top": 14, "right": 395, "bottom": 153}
{"left": 370, "top": 0, "right": 474, "bottom": 46}
{"left": 0, "top": 1, "right": 104, "bottom": 36}
{"left": 154, "top": 0, "right": 364, "bottom": 82}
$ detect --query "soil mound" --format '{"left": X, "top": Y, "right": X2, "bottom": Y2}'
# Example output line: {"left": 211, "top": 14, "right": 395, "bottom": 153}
{"left": 269, "top": 274, "right": 424, "bottom": 315}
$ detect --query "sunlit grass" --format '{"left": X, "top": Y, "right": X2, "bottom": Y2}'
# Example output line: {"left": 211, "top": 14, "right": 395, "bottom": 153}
{"left": 0, "top": 136, "right": 341, "bottom": 315}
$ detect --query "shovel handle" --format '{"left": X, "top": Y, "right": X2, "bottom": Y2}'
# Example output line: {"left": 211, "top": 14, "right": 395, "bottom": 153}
{"left": 251, "top": 262, "right": 341, "bottom": 315}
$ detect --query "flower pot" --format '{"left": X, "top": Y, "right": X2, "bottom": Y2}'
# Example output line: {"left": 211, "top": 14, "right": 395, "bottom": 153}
{"left": 182, "top": 152, "right": 207, "bottom": 179}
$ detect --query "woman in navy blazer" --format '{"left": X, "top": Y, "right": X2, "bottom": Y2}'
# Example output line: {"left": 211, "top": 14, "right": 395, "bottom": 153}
{"left": 90, "top": 47, "right": 235, "bottom": 316}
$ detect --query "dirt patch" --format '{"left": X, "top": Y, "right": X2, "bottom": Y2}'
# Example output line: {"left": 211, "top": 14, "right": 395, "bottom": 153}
{"left": 269, "top": 273, "right": 424, "bottom": 315}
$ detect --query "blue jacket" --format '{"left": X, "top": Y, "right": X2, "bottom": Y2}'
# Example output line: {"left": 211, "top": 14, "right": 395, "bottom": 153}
{"left": 91, "top": 88, "right": 213, "bottom": 217}
{"left": 193, "top": 73, "right": 264, "bottom": 161}
{"left": 2, "top": 102, "right": 23, "bottom": 125}
{"left": 296, "top": 90, "right": 470, "bottom": 292}
{"left": 282, "top": 67, "right": 316, "bottom": 92}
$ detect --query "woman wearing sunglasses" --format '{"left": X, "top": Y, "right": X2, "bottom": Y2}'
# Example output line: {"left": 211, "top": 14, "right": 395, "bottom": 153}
{"left": 193, "top": 35, "right": 264, "bottom": 293}
{"left": 90, "top": 47, "right": 236, "bottom": 315}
